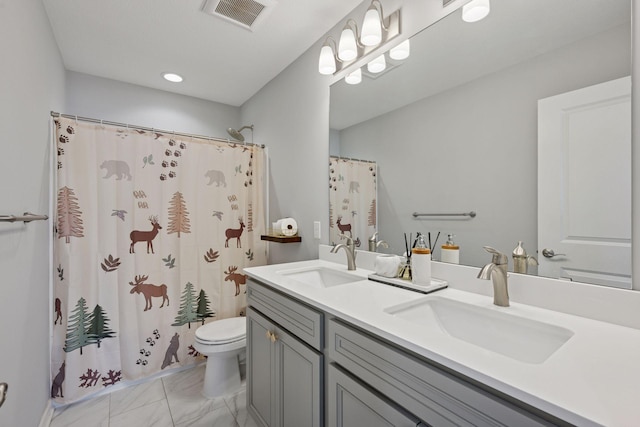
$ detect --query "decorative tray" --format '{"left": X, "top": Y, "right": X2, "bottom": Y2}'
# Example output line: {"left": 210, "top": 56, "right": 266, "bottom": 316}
{"left": 367, "top": 274, "right": 448, "bottom": 294}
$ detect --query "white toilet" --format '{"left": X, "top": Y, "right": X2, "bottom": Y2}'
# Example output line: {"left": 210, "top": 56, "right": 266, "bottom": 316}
{"left": 194, "top": 316, "right": 246, "bottom": 398}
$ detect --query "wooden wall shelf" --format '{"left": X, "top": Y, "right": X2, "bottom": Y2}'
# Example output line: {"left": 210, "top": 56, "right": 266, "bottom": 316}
{"left": 261, "top": 234, "right": 302, "bottom": 243}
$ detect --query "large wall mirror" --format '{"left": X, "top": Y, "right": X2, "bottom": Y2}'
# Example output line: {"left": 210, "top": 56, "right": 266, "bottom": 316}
{"left": 329, "top": 0, "right": 631, "bottom": 288}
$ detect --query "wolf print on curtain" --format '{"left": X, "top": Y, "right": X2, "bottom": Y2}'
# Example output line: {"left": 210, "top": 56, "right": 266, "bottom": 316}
{"left": 51, "top": 117, "right": 267, "bottom": 404}
{"left": 329, "top": 157, "right": 377, "bottom": 248}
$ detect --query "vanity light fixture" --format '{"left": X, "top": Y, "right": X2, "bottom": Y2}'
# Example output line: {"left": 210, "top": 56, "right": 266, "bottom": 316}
{"left": 162, "top": 72, "right": 183, "bottom": 83}
{"left": 367, "top": 54, "right": 386, "bottom": 73}
{"left": 462, "top": 0, "right": 490, "bottom": 23}
{"left": 389, "top": 39, "right": 410, "bottom": 60}
{"left": 338, "top": 19, "right": 361, "bottom": 61}
{"left": 361, "top": 0, "right": 387, "bottom": 46}
{"left": 317, "top": 0, "right": 401, "bottom": 78}
{"left": 345, "top": 68, "right": 362, "bottom": 85}
{"left": 319, "top": 37, "right": 338, "bottom": 75}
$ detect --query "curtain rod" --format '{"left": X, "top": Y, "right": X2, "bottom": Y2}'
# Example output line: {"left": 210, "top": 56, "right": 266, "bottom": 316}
{"left": 330, "top": 155, "right": 376, "bottom": 164}
{"left": 50, "top": 111, "right": 265, "bottom": 149}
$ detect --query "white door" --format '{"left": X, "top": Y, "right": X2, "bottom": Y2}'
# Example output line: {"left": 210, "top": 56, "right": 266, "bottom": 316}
{"left": 538, "top": 77, "right": 631, "bottom": 289}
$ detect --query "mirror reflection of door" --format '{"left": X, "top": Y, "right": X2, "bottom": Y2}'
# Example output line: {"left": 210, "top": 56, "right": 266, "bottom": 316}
{"left": 538, "top": 76, "right": 631, "bottom": 288}
{"left": 329, "top": 157, "right": 377, "bottom": 248}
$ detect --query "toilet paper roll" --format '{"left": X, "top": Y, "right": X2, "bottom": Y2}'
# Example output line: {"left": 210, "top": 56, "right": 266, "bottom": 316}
{"left": 275, "top": 218, "right": 298, "bottom": 236}
{"left": 375, "top": 255, "right": 402, "bottom": 278}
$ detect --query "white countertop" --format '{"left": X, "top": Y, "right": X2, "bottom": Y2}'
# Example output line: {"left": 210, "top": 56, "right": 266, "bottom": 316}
{"left": 244, "top": 259, "right": 640, "bottom": 427}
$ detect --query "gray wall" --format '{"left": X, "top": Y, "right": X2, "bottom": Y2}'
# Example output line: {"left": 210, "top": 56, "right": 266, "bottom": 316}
{"left": 66, "top": 71, "right": 241, "bottom": 137}
{"left": 0, "top": 0, "right": 65, "bottom": 425}
{"left": 240, "top": 0, "right": 467, "bottom": 264}
{"left": 338, "top": 25, "right": 630, "bottom": 267}
{"left": 240, "top": 47, "right": 331, "bottom": 263}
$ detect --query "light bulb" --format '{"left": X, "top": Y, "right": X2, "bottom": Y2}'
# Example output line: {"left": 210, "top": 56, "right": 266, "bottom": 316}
{"left": 345, "top": 68, "right": 362, "bottom": 85}
{"left": 338, "top": 27, "right": 357, "bottom": 61}
{"left": 318, "top": 45, "right": 336, "bottom": 75}
{"left": 389, "top": 39, "right": 410, "bottom": 60}
{"left": 367, "top": 54, "right": 386, "bottom": 73}
{"left": 462, "top": 0, "right": 490, "bottom": 23}
{"left": 361, "top": 7, "right": 382, "bottom": 46}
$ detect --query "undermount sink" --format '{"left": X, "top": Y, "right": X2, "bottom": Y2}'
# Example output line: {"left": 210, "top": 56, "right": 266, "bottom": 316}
{"left": 385, "top": 296, "right": 574, "bottom": 364}
{"left": 277, "top": 266, "right": 361, "bottom": 289}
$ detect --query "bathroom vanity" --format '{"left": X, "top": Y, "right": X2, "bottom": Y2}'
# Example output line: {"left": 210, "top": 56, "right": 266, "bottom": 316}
{"left": 244, "top": 253, "right": 640, "bottom": 427}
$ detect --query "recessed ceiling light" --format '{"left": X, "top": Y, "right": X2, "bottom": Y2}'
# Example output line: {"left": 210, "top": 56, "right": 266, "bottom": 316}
{"left": 162, "top": 73, "right": 183, "bottom": 83}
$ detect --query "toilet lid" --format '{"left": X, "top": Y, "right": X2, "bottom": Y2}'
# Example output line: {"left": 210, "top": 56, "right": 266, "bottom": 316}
{"left": 196, "top": 317, "right": 246, "bottom": 343}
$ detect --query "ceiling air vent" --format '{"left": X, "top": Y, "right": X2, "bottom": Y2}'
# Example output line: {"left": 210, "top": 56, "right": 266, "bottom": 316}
{"left": 201, "top": 0, "right": 276, "bottom": 31}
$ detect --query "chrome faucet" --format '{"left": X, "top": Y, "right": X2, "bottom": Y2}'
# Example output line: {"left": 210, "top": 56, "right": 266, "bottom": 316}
{"left": 331, "top": 234, "right": 357, "bottom": 270}
{"left": 477, "top": 246, "right": 509, "bottom": 307}
{"left": 368, "top": 232, "right": 389, "bottom": 252}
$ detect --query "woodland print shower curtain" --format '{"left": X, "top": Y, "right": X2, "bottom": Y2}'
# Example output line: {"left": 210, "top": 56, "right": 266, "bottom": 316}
{"left": 51, "top": 117, "right": 266, "bottom": 404}
{"left": 329, "top": 157, "right": 377, "bottom": 247}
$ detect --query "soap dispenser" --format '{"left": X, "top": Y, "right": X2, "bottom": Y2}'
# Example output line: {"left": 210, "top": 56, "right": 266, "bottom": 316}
{"left": 512, "top": 241, "right": 539, "bottom": 274}
{"left": 411, "top": 233, "right": 431, "bottom": 286}
{"left": 441, "top": 234, "right": 460, "bottom": 264}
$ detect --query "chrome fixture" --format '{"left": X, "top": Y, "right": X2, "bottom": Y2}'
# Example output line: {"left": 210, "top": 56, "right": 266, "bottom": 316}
{"left": 541, "top": 248, "right": 566, "bottom": 258}
{"left": 318, "top": 0, "right": 403, "bottom": 83}
{"left": 0, "top": 212, "right": 48, "bottom": 223}
{"left": 331, "top": 235, "right": 357, "bottom": 270}
{"left": 227, "top": 125, "right": 253, "bottom": 142}
{"left": 477, "top": 246, "right": 509, "bottom": 307}
{"left": 412, "top": 211, "right": 476, "bottom": 218}
{"left": 462, "top": 0, "right": 491, "bottom": 23}
{"left": 368, "top": 232, "right": 389, "bottom": 252}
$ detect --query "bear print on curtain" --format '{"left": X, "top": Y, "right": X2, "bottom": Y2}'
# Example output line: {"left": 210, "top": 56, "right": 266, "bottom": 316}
{"left": 51, "top": 117, "right": 267, "bottom": 404}
{"left": 329, "top": 156, "right": 377, "bottom": 247}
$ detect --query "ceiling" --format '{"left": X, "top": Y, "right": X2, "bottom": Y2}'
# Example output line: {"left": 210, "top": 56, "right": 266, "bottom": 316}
{"left": 42, "top": 0, "right": 362, "bottom": 107}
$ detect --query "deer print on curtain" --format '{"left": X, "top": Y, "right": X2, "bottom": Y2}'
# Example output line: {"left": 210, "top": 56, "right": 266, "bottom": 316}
{"left": 329, "top": 157, "right": 377, "bottom": 248}
{"left": 52, "top": 117, "right": 267, "bottom": 404}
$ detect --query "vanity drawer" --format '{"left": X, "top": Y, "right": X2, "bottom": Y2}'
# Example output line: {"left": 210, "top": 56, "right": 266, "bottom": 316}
{"left": 247, "top": 279, "right": 323, "bottom": 351}
{"left": 327, "top": 319, "right": 560, "bottom": 427}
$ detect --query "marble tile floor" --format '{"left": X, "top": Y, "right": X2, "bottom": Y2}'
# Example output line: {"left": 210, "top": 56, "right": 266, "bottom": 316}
{"left": 49, "top": 365, "right": 259, "bottom": 427}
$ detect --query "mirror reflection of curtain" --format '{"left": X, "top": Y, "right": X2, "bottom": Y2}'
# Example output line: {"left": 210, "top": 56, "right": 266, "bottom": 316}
{"left": 329, "top": 156, "right": 377, "bottom": 248}
{"left": 52, "top": 117, "right": 267, "bottom": 404}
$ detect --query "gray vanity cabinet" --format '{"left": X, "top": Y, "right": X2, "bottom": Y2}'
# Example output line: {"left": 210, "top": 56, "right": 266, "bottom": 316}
{"left": 247, "top": 277, "right": 566, "bottom": 427}
{"left": 328, "top": 319, "right": 562, "bottom": 427}
{"left": 247, "top": 280, "right": 323, "bottom": 427}
{"left": 327, "top": 363, "right": 421, "bottom": 427}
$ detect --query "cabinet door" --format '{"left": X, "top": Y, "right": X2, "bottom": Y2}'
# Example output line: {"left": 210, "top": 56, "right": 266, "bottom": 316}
{"left": 247, "top": 307, "right": 277, "bottom": 427}
{"left": 248, "top": 306, "right": 323, "bottom": 427}
{"left": 327, "top": 364, "right": 421, "bottom": 427}
{"left": 275, "top": 327, "right": 323, "bottom": 427}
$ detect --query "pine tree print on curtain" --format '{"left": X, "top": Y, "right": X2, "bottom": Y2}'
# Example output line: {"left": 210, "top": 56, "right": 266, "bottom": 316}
{"left": 52, "top": 117, "right": 267, "bottom": 404}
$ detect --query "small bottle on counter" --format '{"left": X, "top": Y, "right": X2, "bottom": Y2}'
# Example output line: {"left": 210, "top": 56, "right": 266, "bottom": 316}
{"left": 411, "top": 233, "right": 431, "bottom": 286}
{"left": 441, "top": 234, "right": 460, "bottom": 264}
{"left": 512, "top": 241, "right": 538, "bottom": 274}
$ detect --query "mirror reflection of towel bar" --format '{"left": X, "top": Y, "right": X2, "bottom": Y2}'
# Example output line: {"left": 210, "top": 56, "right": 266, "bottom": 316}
{"left": 413, "top": 211, "right": 476, "bottom": 218}
{"left": 0, "top": 212, "right": 49, "bottom": 223}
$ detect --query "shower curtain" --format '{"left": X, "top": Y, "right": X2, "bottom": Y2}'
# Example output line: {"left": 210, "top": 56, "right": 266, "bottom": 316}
{"left": 51, "top": 117, "right": 267, "bottom": 404}
{"left": 329, "top": 157, "right": 377, "bottom": 248}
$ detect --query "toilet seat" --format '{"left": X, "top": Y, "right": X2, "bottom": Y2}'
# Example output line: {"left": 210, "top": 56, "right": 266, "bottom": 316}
{"left": 195, "top": 317, "right": 246, "bottom": 344}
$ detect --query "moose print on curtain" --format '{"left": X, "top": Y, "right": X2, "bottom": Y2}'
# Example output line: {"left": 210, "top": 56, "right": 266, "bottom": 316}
{"left": 52, "top": 117, "right": 267, "bottom": 404}
{"left": 329, "top": 157, "right": 377, "bottom": 248}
